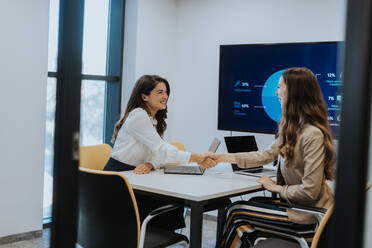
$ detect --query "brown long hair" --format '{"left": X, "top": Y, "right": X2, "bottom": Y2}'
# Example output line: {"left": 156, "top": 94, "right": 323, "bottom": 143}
{"left": 111, "top": 75, "right": 170, "bottom": 143}
{"left": 278, "top": 68, "right": 335, "bottom": 180}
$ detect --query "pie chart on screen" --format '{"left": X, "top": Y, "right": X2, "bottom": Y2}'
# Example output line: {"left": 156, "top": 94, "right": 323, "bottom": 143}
{"left": 261, "top": 69, "right": 284, "bottom": 122}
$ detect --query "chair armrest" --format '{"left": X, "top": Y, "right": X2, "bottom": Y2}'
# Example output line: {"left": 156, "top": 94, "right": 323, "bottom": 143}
{"left": 139, "top": 204, "right": 183, "bottom": 248}
{"left": 249, "top": 220, "right": 305, "bottom": 236}
{"left": 290, "top": 207, "right": 326, "bottom": 224}
{"left": 274, "top": 201, "right": 327, "bottom": 226}
{"left": 274, "top": 201, "right": 327, "bottom": 214}
{"left": 148, "top": 204, "right": 182, "bottom": 217}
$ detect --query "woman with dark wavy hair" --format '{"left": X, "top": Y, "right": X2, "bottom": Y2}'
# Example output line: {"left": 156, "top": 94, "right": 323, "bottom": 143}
{"left": 105, "top": 74, "right": 211, "bottom": 173}
{"left": 210, "top": 68, "right": 335, "bottom": 247}
{"left": 104, "top": 74, "right": 213, "bottom": 231}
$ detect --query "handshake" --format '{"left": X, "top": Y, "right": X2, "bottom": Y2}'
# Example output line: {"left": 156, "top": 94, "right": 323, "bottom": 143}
{"left": 190, "top": 152, "right": 222, "bottom": 170}
{"left": 190, "top": 152, "right": 236, "bottom": 170}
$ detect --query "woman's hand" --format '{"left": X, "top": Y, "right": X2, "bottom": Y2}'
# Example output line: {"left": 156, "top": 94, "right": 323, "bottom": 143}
{"left": 198, "top": 152, "right": 218, "bottom": 169}
{"left": 256, "top": 176, "right": 282, "bottom": 193}
{"left": 197, "top": 153, "right": 237, "bottom": 169}
{"left": 134, "top": 163, "right": 154, "bottom": 174}
{"left": 190, "top": 152, "right": 218, "bottom": 169}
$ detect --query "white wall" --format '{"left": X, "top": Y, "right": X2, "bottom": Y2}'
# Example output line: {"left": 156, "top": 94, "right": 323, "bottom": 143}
{"left": 122, "top": 0, "right": 345, "bottom": 155}
{"left": 172, "top": 0, "right": 345, "bottom": 153}
{"left": 122, "top": 0, "right": 178, "bottom": 139}
{"left": 0, "top": 0, "right": 49, "bottom": 238}
{"left": 122, "top": 0, "right": 139, "bottom": 113}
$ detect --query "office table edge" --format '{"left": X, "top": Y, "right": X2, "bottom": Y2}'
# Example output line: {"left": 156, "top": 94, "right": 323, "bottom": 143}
{"left": 130, "top": 183, "right": 263, "bottom": 201}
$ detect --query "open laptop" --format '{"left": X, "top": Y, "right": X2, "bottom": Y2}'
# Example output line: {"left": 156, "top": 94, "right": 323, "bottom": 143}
{"left": 163, "top": 138, "right": 221, "bottom": 175}
{"left": 224, "top": 136, "right": 276, "bottom": 178}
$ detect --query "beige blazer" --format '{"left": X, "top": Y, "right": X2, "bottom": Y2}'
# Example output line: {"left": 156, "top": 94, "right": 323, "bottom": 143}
{"left": 234, "top": 124, "right": 334, "bottom": 224}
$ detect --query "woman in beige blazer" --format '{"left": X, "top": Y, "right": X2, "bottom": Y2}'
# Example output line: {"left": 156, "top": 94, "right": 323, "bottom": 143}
{"left": 211, "top": 67, "right": 336, "bottom": 247}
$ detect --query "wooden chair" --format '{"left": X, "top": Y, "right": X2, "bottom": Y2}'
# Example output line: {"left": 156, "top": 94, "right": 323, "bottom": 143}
{"left": 251, "top": 204, "right": 333, "bottom": 248}
{"left": 77, "top": 167, "right": 188, "bottom": 248}
{"left": 253, "top": 182, "right": 371, "bottom": 248}
{"left": 79, "top": 144, "right": 112, "bottom": 170}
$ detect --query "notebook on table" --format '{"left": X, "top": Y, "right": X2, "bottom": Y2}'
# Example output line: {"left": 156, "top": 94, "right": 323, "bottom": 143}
{"left": 224, "top": 136, "right": 276, "bottom": 178}
{"left": 163, "top": 138, "right": 221, "bottom": 175}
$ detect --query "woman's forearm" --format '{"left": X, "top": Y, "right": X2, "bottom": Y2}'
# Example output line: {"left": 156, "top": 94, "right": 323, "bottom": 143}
{"left": 271, "top": 184, "right": 283, "bottom": 194}
{"left": 213, "top": 153, "right": 237, "bottom": 163}
{"left": 189, "top": 153, "right": 202, "bottom": 163}
{"left": 189, "top": 153, "right": 237, "bottom": 164}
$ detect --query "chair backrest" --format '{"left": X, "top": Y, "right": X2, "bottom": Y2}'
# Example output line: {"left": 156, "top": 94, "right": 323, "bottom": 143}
{"left": 166, "top": 141, "right": 186, "bottom": 166}
{"left": 311, "top": 205, "right": 334, "bottom": 248}
{"left": 315, "top": 182, "right": 370, "bottom": 247}
{"left": 77, "top": 167, "right": 140, "bottom": 248}
{"left": 79, "top": 144, "right": 112, "bottom": 170}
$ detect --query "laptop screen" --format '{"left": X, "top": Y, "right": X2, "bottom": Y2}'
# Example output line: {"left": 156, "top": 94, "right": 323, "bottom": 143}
{"left": 224, "top": 136, "right": 259, "bottom": 171}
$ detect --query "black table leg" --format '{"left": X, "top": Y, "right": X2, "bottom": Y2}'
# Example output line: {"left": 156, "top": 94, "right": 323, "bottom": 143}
{"left": 189, "top": 202, "right": 203, "bottom": 248}
{"left": 215, "top": 208, "right": 225, "bottom": 248}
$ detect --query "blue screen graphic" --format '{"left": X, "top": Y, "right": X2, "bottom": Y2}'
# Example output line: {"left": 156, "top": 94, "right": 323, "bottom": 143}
{"left": 218, "top": 42, "right": 343, "bottom": 136}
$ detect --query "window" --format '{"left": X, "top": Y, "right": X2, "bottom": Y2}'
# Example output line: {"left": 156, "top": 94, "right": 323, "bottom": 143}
{"left": 44, "top": 0, "right": 124, "bottom": 220}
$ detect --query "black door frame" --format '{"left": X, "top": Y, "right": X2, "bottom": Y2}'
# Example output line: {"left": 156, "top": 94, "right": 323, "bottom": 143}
{"left": 329, "top": 0, "right": 372, "bottom": 247}
{"left": 51, "top": 0, "right": 126, "bottom": 246}
{"left": 50, "top": 0, "right": 84, "bottom": 247}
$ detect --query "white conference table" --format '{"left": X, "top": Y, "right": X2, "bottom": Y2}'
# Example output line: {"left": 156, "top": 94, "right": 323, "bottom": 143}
{"left": 121, "top": 168, "right": 264, "bottom": 248}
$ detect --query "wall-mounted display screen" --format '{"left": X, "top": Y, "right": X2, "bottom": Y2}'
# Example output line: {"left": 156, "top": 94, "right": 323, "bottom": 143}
{"left": 218, "top": 42, "right": 343, "bottom": 137}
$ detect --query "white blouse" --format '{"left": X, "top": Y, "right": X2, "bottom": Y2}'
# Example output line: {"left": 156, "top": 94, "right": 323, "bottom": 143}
{"left": 110, "top": 108, "right": 191, "bottom": 168}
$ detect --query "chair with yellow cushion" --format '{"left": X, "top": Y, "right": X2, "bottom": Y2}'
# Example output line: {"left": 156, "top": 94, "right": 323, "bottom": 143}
{"left": 79, "top": 144, "right": 112, "bottom": 170}
{"left": 166, "top": 141, "right": 186, "bottom": 166}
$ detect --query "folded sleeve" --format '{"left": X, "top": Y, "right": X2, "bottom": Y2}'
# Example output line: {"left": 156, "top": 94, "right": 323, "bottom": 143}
{"left": 234, "top": 139, "right": 279, "bottom": 168}
{"left": 280, "top": 129, "right": 325, "bottom": 204}
{"left": 125, "top": 109, "right": 191, "bottom": 168}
